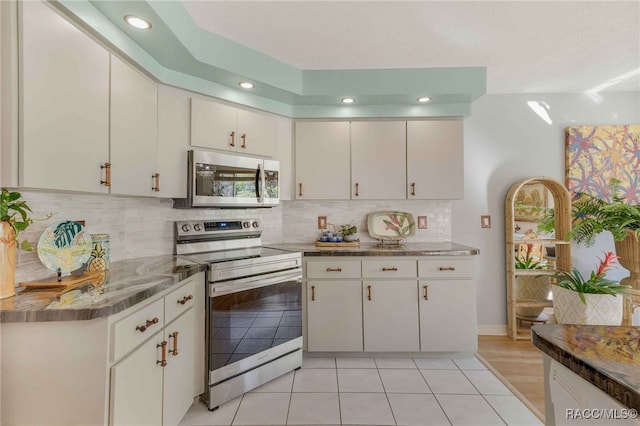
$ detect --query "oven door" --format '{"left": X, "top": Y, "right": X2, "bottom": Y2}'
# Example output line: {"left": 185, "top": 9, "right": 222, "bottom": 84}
{"left": 207, "top": 269, "right": 302, "bottom": 385}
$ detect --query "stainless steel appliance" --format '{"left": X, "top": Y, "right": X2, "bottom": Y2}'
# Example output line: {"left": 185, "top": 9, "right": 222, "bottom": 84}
{"left": 173, "top": 150, "right": 280, "bottom": 208}
{"left": 175, "top": 219, "right": 302, "bottom": 410}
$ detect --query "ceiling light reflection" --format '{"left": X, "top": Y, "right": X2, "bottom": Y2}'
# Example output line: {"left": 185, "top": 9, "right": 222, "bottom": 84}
{"left": 526, "top": 101, "right": 552, "bottom": 125}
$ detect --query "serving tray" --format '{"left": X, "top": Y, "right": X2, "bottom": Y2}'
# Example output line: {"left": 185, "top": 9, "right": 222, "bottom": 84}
{"left": 315, "top": 240, "right": 360, "bottom": 248}
{"left": 367, "top": 211, "right": 416, "bottom": 241}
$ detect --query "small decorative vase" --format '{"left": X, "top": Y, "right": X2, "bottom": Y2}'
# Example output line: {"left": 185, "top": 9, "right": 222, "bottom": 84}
{"left": 515, "top": 275, "right": 550, "bottom": 317}
{"left": 0, "top": 221, "right": 17, "bottom": 299}
{"left": 614, "top": 229, "right": 640, "bottom": 290}
{"left": 343, "top": 234, "right": 357, "bottom": 242}
{"left": 552, "top": 285, "right": 623, "bottom": 325}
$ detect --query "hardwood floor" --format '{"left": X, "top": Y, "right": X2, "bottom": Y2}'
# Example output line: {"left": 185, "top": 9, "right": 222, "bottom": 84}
{"left": 477, "top": 335, "right": 546, "bottom": 421}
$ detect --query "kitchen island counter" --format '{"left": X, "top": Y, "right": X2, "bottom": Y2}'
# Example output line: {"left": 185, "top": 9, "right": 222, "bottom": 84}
{"left": 266, "top": 241, "right": 479, "bottom": 257}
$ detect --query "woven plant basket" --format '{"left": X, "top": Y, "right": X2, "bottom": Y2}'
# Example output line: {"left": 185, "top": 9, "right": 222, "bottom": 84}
{"left": 614, "top": 229, "right": 640, "bottom": 290}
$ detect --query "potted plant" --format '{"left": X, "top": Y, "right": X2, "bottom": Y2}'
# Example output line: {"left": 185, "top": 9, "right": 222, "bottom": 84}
{"left": 339, "top": 224, "right": 358, "bottom": 242}
{"left": 0, "top": 188, "right": 51, "bottom": 298}
{"left": 514, "top": 243, "right": 551, "bottom": 317}
{"left": 552, "top": 251, "right": 630, "bottom": 325}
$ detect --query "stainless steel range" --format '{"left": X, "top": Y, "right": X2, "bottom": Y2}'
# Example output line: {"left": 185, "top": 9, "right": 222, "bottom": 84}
{"left": 175, "top": 219, "right": 302, "bottom": 410}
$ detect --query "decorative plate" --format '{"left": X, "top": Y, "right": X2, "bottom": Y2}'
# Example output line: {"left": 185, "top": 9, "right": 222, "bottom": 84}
{"left": 37, "top": 221, "right": 92, "bottom": 273}
{"left": 367, "top": 211, "right": 416, "bottom": 241}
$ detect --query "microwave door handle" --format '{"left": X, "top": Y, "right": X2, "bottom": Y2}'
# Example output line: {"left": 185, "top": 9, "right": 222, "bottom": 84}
{"left": 256, "top": 164, "right": 263, "bottom": 203}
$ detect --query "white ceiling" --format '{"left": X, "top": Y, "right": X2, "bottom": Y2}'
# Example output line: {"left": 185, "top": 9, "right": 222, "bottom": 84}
{"left": 181, "top": 0, "right": 640, "bottom": 94}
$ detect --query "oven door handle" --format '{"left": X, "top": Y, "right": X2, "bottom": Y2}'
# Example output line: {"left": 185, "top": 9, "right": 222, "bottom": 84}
{"left": 210, "top": 269, "right": 302, "bottom": 296}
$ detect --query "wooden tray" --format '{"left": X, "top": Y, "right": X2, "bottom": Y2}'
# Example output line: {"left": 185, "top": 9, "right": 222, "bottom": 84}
{"left": 315, "top": 240, "right": 360, "bottom": 248}
{"left": 20, "top": 271, "right": 103, "bottom": 288}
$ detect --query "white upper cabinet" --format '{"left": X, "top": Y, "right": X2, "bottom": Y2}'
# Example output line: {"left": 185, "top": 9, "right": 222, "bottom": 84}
{"left": 350, "top": 121, "right": 407, "bottom": 200}
{"left": 157, "top": 85, "right": 190, "bottom": 198}
{"left": 294, "top": 121, "right": 351, "bottom": 200}
{"left": 20, "top": 0, "right": 109, "bottom": 193}
{"left": 109, "top": 55, "right": 158, "bottom": 197}
{"left": 407, "top": 120, "right": 464, "bottom": 199}
{"left": 190, "top": 97, "right": 276, "bottom": 157}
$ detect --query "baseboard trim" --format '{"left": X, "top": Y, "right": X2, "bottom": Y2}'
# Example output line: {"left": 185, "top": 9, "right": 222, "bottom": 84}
{"left": 477, "top": 325, "right": 507, "bottom": 336}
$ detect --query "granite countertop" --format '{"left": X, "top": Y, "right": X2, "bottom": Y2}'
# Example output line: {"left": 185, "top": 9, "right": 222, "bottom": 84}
{"left": 531, "top": 324, "right": 640, "bottom": 410}
{"left": 0, "top": 256, "right": 207, "bottom": 323}
{"left": 266, "top": 241, "right": 479, "bottom": 257}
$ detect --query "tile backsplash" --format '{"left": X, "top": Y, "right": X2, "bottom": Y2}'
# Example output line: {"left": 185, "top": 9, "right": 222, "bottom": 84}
{"left": 13, "top": 191, "right": 451, "bottom": 282}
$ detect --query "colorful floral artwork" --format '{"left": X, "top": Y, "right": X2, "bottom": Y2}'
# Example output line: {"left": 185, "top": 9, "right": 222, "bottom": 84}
{"left": 566, "top": 125, "right": 640, "bottom": 203}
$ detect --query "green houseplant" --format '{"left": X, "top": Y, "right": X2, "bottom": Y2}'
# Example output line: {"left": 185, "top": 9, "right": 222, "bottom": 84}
{"left": 339, "top": 224, "right": 358, "bottom": 242}
{"left": 553, "top": 251, "right": 630, "bottom": 325}
{"left": 514, "top": 243, "right": 550, "bottom": 317}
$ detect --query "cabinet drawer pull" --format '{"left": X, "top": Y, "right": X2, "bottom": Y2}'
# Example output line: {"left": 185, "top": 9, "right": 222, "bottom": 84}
{"left": 177, "top": 294, "right": 193, "bottom": 305}
{"left": 299, "top": 183, "right": 303, "bottom": 197}
{"left": 355, "top": 182, "right": 359, "bottom": 197}
{"left": 326, "top": 267, "right": 342, "bottom": 272}
{"left": 229, "top": 131, "right": 236, "bottom": 147}
{"left": 423, "top": 285, "right": 429, "bottom": 300}
{"left": 367, "top": 285, "right": 372, "bottom": 301}
{"left": 169, "top": 331, "right": 179, "bottom": 356}
{"left": 157, "top": 341, "right": 167, "bottom": 367}
{"left": 100, "top": 162, "right": 111, "bottom": 187}
{"left": 411, "top": 182, "right": 416, "bottom": 196}
{"left": 135, "top": 317, "right": 159, "bottom": 333}
{"left": 241, "top": 133, "right": 247, "bottom": 148}
{"left": 311, "top": 285, "right": 316, "bottom": 301}
{"left": 382, "top": 267, "right": 398, "bottom": 272}
{"left": 438, "top": 267, "right": 456, "bottom": 271}
{"left": 152, "top": 173, "right": 160, "bottom": 192}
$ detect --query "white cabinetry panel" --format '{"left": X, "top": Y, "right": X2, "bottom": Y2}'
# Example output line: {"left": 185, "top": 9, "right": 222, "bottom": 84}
{"left": 157, "top": 85, "right": 190, "bottom": 198}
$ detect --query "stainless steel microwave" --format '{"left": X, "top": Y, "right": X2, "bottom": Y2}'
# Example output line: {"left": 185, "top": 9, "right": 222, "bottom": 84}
{"left": 173, "top": 150, "right": 279, "bottom": 208}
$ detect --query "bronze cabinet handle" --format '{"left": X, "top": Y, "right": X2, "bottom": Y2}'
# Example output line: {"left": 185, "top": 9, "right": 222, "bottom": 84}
{"left": 355, "top": 182, "right": 359, "bottom": 197}
{"left": 326, "top": 267, "right": 342, "bottom": 272}
{"left": 438, "top": 267, "right": 456, "bottom": 271}
{"left": 382, "top": 267, "right": 398, "bottom": 272}
{"left": 100, "top": 162, "right": 111, "bottom": 187}
{"left": 177, "top": 295, "right": 193, "bottom": 305}
{"left": 157, "top": 341, "right": 167, "bottom": 367}
{"left": 299, "top": 183, "right": 303, "bottom": 197}
{"left": 367, "top": 285, "right": 372, "bottom": 301}
{"left": 311, "top": 285, "right": 316, "bottom": 301}
{"left": 169, "top": 331, "right": 179, "bottom": 356}
{"left": 241, "top": 133, "right": 247, "bottom": 148}
{"left": 152, "top": 173, "right": 160, "bottom": 192}
{"left": 411, "top": 182, "right": 416, "bottom": 196}
{"left": 229, "top": 131, "right": 236, "bottom": 147}
{"left": 423, "top": 285, "right": 429, "bottom": 300}
{"left": 136, "top": 317, "right": 159, "bottom": 333}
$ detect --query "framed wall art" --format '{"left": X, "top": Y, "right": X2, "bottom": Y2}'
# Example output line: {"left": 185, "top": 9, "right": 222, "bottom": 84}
{"left": 514, "top": 182, "right": 549, "bottom": 222}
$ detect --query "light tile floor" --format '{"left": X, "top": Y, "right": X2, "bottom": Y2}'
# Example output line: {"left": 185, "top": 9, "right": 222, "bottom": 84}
{"left": 179, "top": 355, "right": 543, "bottom": 426}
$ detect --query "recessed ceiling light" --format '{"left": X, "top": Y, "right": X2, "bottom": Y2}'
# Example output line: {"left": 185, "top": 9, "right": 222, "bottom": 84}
{"left": 341, "top": 98, "right": 355, "bottom": 104}
{"left": 417, "top": 97, "right": 432, "bottom": 103}
{"left": 124, "top": 15, "right": 152, "bottom": 30}
{"left": 239, "top": 82, "right": 255, "bottom": 89}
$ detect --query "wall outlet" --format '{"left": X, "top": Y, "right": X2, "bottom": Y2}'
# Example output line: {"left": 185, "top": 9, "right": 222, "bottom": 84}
{"left": 317, "top": 216, "right": 327, "bottom": 229}
{"left": 481, "top": 215, "right": 491, "bottom": 228}
{"left": 417, "top": 216, "right": 428, "bottom": 229}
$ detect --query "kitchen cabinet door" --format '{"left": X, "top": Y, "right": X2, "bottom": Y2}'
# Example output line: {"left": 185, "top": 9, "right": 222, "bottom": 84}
{"left": 351, "top": 121, "right": 406, "bottom": 200}
{"left": 307, "top": 280, "right": 363, "bottom": 351}
{"left": 110, "top": 55, "right": 158, "bottom": 196}
{"left": 419, "top": 279, "right": 477, "bottom": 352}
{"left": 157, "top": 85, "right": 190, "bottom": 198}
{"left": 20, "top": 0, "right": 109, "bottom": 193}
{"left": 237, "top": 108, "right": 276, "bottom": 157}
{"left": 362, "top": 280, "right": 419, "bottom": 352}
{"left": 407, "top": 120, "right": 464, "bottom": 199}
{"left": 190, "top": 97, "right": 237, "bottom": 152}
{"left": 294, "top": 121, "right": 351, "bottom": 200}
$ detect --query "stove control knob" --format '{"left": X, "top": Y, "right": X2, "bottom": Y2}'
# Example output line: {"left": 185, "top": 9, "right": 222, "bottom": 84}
{"left": 252, "top": 221, "right": 260, "bottom": 228}
{"left": 181, "top": 223, "right": 191, "bottom": 233}
{"left": 243, "top": 221, "right": 250, "bottom": 228}
{"left": 193, "top": 223, "right": 202, "bottom": 232}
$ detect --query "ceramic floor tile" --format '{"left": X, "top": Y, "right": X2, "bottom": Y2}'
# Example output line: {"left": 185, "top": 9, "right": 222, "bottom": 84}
{"left": 387, "top": 393, "right": 451, "bottom": 426}
{"left": 462, "top": 370, "right": 512, "bottom": 395}
{"left": 336, "top": 357, "right": 376, "bottom": 369}
{"left": 420, "top": 369, "right": 478, "bottom": 394}
{"left": 436, "top": 394, "right": 506, "bottom": 426}
{"left": 286, "top": 393, "right": 341, "bottom": 425}
{"left": 232, "top": 393, "right": 290, "bottom": 425}
{"left": 339, "top": 393, "right": 396, "bottom": 425}
{"left": 484, "top": 395, "right": 544, "bottom": 426}
{"left": 337, "top": 368, "right": 385, "bottom": 393}
{"left": 412, "top": 358, "right": 459, "bottom": 370}
{"left": 302, "top": 357, "right": 336, "bottom": 369}
{"left": 251, "top": 371, "right": 295, "bottom": 393}
{"left": 179, "top": 398, "right": 240, "bottom": 426}
{"left": 374, "top": 357, "right": 417, "bottom": 369}
{"left": 378, "top": 369, "right": 431, "bottom": 393}
{"left": 293, "top": 369, "right": 338, "bottom": 393}
{"left": 452, "top": 356, "right": 487, "bottom": 370}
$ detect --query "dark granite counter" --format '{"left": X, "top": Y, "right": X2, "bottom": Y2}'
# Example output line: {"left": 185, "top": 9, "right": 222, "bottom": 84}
{"left": 265, "top": 241, "right": 479, "bottom": 257}
{"left": 532, "top": 324, "right": 640, "bottom": 410}
{"left": 0, "top": 256, "right": 207, "bottom": 323}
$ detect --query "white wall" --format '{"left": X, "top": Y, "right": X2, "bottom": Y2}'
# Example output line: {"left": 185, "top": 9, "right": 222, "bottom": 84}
{"left": 455, "top": 91, "right": 640, "bottom": 331}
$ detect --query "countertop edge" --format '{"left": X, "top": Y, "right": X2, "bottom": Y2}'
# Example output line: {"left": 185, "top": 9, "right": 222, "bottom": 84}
{"left": 266, "top": 242, "right": 479, "bottom": 257}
